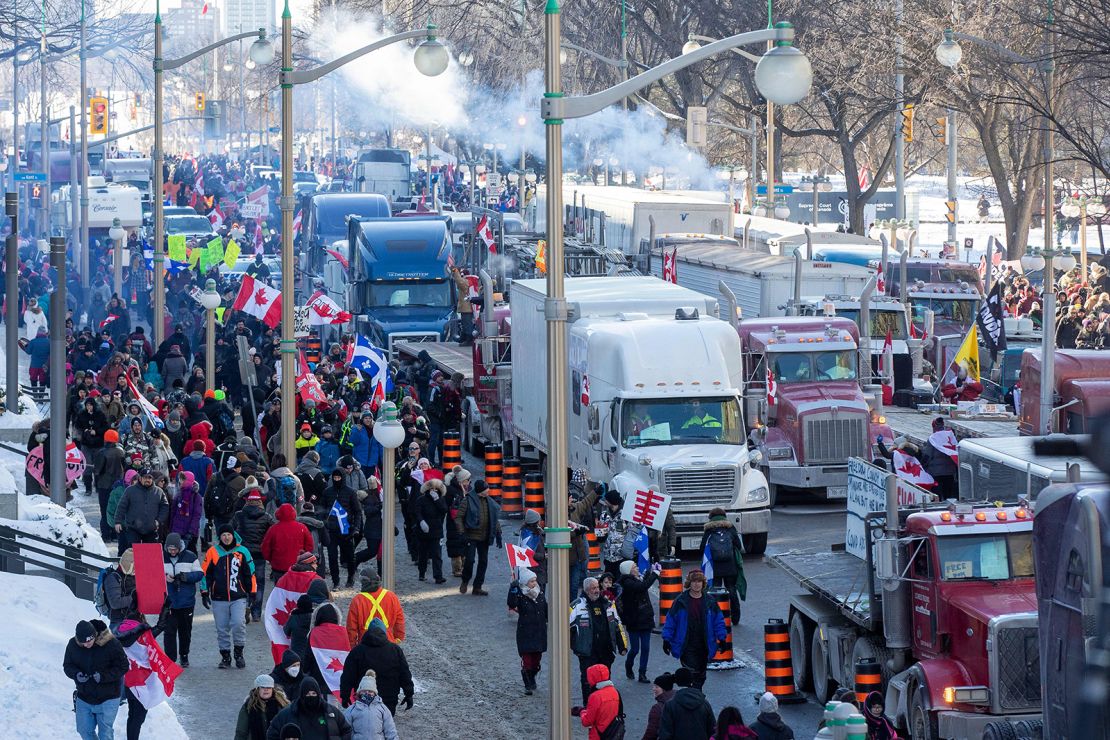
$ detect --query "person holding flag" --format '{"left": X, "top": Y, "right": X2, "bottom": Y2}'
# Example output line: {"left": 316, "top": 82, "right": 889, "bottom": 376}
{"left": 506, "top": 568, "right": 548, "bottom": 696}
{"left": 921, "top": 417, "right": 959, "bottom": 499}
{"left": 449, "top": 265, "right": 476, "bottom": 346}
{"left": 939, "top": 324, "right": 983, "bottom": 402}
{"left": 323, "top": 468, "right": 364, "bottom": 590}
{"left": 697, "top": 507, "right": 747, "bottom": 626}
{"left": 518, "top": 509, "right": 547, "bottom": 586}
{"left": 617, "top": 555, "right": 661, "bottom": 684}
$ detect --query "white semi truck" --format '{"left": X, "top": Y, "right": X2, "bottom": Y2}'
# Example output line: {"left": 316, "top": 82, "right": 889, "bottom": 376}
{"left": 509, "top": 276, "right": 772, "bottom": 553}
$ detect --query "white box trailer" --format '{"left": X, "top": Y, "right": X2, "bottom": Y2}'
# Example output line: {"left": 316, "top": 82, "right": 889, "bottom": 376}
{"left": 649, "top": 242, "right": 874, "bottom": 319}
{"left": 733, "top": 213, "right": 879, "bottom": 255}
{"left": 509, "top": 275, "right": 772, "bottom": 552}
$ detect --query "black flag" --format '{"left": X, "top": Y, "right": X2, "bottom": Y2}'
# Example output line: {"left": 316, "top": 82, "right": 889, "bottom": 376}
{"left": 976, "top": 280, "right": 1007, "bottom": 360}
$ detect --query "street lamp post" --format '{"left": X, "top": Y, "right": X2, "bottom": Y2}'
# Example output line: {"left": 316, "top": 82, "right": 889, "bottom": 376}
{"left": 275, "top": 10, "right": 449, "bottom": 461}
{"left": 1061, "top": 196, "right": 1100, "bottom": 284}
{"left": 542, "top": 15, "right": 811, "bottom": 733}
{"left": 153, "top": 13, "right": 273, "bottom": 349}
{"left": 372, "top": 402, "right": 405, "bottom": 590}
{"left": 196, "top": 278, "right": 221, "bottom": 386}
{"left": 48, "top": 235, "right": 66, "bottom": 504}
{"left": 109, "top": 217, "right": 126, "bottom": 297}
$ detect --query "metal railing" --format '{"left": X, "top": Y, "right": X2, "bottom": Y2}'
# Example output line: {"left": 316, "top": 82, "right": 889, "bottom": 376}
{"left": 0, "top": 523, "right": 116, "bottom": 599}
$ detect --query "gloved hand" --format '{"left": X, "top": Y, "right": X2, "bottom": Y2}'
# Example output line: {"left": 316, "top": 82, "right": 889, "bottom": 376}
{"left": 75, "top": 672, "right": 90, "bottom": 683}
{"left": 651, "top": 562, "right": 662, "bottom": 574}
{"left": 92, "top": 672, "right": 102, "bottom": 683}
{"left": 429, "top": 490, "right": 439, "bottom": 501}
{"left": 662, "top": 641, "right": 671, "bottom": 656}
{"left": 402, "top": 695, "right": 414, "bottom": 711}
{"left": 201, "top": 592, "right": 212, "bottom": 609}
{"left": 419, "top": 520, "right": 429, "bottom": 534}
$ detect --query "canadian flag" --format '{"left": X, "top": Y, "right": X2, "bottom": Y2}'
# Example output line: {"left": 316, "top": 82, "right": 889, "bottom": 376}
{"left": 620, "top": 489, "right": 673, "bottom": 532}
{"left": 309, "top": 623, "right": 351, "bottom": 699}
{"left": 506, "top": 542, "right": 538, "bottom": 574}
{"left": 292, "top": 209, "right": 302, "bottom": 234}
{"left": 306, "top": 290, "right": 352, "bottom": 325}
{"left": 247, "top": 185, "right": 269, "bottom": 204}
{"left": 476, "top": 215, "right": 497, "bottom": 253}
{"left": 231, "top": 273, "right": 282, "bottom": 328}
{"left": 928, "top": 429, "right": 960, "bottom": 466}
{"left": 254, "top": 222, "right": 264, "bottom": 254}
{"left": 766, "top": 364, "right": 777, "bottom": 406}
{"left": 580, "top": 375, "right": 590, "bottom": 406}
{"left": 662, "top": 247, "right": 678, "bottom": 283}
{"left": 879, "top": 328, "right": 894, "bottom": 405}
{"left": 265, "top": 571, "right": 321, "bottom": 664}
{"left": 876, "top": 260, "right": 886, "bottom": 295}
{"left": 893, "top": 450, "right": 935, "bottom": 488}
{"left": 194, "top": 167, "right": 205, "bottom": 196}
{"left": 208, "top": 205, "right": 224, "bottom": 229}
{"left": 120, "top": 620, "right": 184, "bottom": 709}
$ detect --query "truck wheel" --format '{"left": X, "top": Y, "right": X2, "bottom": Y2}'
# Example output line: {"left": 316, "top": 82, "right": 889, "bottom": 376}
{"left": 909, "top": 685, "right": 939, "bottom": 740}
{"left": 810, "top": 627, "right": 835, "bottom": 704}
{"left": 742, "top": 532, "right": 768, "bottom": 556}
{"left": 1013, "top": 719, "right": 1042, "bottom": 739}
{"left": 983, "top": 722, "right": 1019, "bottom": 740}
{"left": 852, "top": 635, "right": 896, "bottom": 685}
{"left": 789, "top": 612, "right": 814, "bottom": 692}
{"left": 768, "top": 482, "right": 780, "bottom": 508}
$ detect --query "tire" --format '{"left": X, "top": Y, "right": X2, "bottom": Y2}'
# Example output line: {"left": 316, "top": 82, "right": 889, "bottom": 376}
{"left": 742, "top": 532, "right": 768, "bottom": 556}
{"left": 1013, "top": 719, "right": 1042, "bottom": 739}
{"left": 811, "top": 626, "right": 835, "bottom": 704}
{"left": 852, "top": 635, "right": 897, "bottom": 686}
{"left": 983, "top": 722, "right": 1019, "bottom": 740}
{"left": 789, "top": 612, "right": 814, "bottom": 691}
{"left": 909, "top": 685, "right": 939, "bottom": 740}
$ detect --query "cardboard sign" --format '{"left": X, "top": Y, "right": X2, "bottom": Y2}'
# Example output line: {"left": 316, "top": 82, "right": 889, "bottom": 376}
{"left": 25, "top": 442, "right": 86, "bottom": 487}
{"left": 293, "top": 306, "right": 311, "bottom": 337}
{"left": 132, "top": 542, "right": 168, "bottom": 615}
{"left": 239, "top": 202, "right": 264, "bottom": 219}
{"left": 847, "top": 457, "right": 931, "bottom": 559}
{"left": 620, "top": 489, "right": 672, "bottom": 532}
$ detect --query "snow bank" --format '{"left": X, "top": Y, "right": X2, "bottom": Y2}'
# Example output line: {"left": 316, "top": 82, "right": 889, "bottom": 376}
{"left": 1, "top": 491, "right": 110, "bottom": 558}
{"left": 0, "top": 571, "right": 188, "bottom": 739}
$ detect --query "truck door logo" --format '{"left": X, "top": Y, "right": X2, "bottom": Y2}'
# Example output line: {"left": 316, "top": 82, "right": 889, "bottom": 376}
{"left": 680, "top": 212, "right": 689, "bottom": 221}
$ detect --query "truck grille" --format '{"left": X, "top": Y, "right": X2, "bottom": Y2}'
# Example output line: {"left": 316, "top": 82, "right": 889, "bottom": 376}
{"left": 387, "top": 333, "right": 440, "bottom": 354}
{"left": 803, "top": 415, "right": 868, "bottom": 465}
{"left": 663, "top": 468, "right": 737, "bottom": 510}
{"left": 996, "top": 625, "right": 1041, "bottom": 711}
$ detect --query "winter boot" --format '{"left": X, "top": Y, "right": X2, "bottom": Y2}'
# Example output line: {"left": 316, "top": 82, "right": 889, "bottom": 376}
{"left": 234, "top": 645, "right": 246, "bottom": 669}
{"left": 459, "top": 580, "right": 469, "bottom": 594}
{"left": 527, "top": 670, "right": 539, "bottom": 691}
{"left": 638, "top": 671, "right": 650, "bottom": 684}
{"left": 218, "top": 650, "right": 232, "bottom": 669}
{"left": 625, "top": 656, "right": 635, "bottom": 680}
{"left": 452, "top": 556, "right": 463, "bottom": 577}
{"left": 180, "top": 655, "right": 189, "bottom": 668}
{"left": 522, "top": 670, "right": 533, "bottom": 695}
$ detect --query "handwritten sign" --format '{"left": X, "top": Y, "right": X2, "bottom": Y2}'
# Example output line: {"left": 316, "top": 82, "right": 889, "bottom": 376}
{"left": 239, "top": 202, "right": 264, "bottom": 219}
{"left": 26, "top": 442, "right": 86, "bottom": 488}
{"left": 847, "top": 457, "right": 931, "bottom": 559}
{"left": 293, "top": 306, "right": 310, "bottom": 338}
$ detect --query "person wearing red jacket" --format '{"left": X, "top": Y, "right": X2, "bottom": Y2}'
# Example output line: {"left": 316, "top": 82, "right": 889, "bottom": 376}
{"left": 262, "top": 503, "right": 315, "bottom": 583}
{"left": 580, "top": 663, "right": 622, "bottom": 740}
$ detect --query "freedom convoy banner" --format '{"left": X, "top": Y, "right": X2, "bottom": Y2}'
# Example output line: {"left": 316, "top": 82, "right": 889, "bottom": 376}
{"left": 846, "top": 457, "right": 933, "bottom": 559}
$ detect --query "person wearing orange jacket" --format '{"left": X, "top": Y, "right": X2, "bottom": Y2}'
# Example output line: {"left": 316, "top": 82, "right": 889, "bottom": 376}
{"left": 200, "top": 524, "right": 257, "bottom": 669}
{"left": 580, "top": 663, "right": 623, "bottom": 740}
{"left": 346, "top": 565, "right": 406, "bottom": 647}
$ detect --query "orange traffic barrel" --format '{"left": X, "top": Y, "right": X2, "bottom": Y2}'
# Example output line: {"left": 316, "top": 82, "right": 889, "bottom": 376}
{"left": 442, "top": 431, "right": 461, "bottom": 474}
{"left": 710, "top": 587, "right": 734, "bottom": 665}
{"left": 523, "top": 473, "right": 545, "bottom": 522}
{"left": 657, "top": 558, "right": 682, "bottom": 628}
{"left": 764, "top": 618, "right": 805, "bottom": 704}
{"left": 501, "top": 458, "right": 523, "bottom": 517}
{"left": 303, "top": 333, "right": 322, "bottom": 365}
{"left": 854, "top": 657, "right": 882, "bottom": 704}
{"left": 586, "top": 531, "right": 602, "bottom": 573}
{"left": 484, "top": 444, "right": 503, "bottom": 504}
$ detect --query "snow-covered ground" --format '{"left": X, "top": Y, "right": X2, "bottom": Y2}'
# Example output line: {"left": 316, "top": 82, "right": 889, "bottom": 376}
{"left": 0, "top": 571, "right": 188, "bottom": 740}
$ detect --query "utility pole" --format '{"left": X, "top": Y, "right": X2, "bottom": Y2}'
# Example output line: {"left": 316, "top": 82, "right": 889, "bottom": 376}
{"left": 894, "top": 0, "right": 906, "bottom": 220}
{"left": 48, "top": 235, "right": 66, "bottom": 505}
{"left": 40, "top": 7, "right": 50, "bottom": 239}
{"left": 946, "top": 110, "right": 957, "bottom": 245}
{"left": 6, "top": 194, "right": 19, "bottom": 410}
{"left": 80, "top": 0, "right": 90, "bottom": 290}
{"left": 69, "top": 107, "right": 77, "bottom": 251}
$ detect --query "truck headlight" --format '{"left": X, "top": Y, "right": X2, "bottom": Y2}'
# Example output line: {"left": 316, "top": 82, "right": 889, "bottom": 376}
{"left": 766, "top": 447, "right": 793, "bottom": 461}
{"left": 942, "top": 686, "right": 990, "bottom": 705}
{"left": 747, "top": 486, "right": 769, "bottom": 504}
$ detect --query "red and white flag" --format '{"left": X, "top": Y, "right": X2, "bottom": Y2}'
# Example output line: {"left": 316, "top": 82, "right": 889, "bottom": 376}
{"left": 99, "top": 314, "right": 120, "bottom": 330}
{"left": 208, "top": 205, "right": 224, "bottom": 229}
{"left": 292, "top": 209, "right": 302, "bottom": 234}
{"left": 194, "top": 167, "right": 205, "bottom": 196}
{"left": 476, "top": 215, "right": 497, "bottom": 253}
{"left": 296, "top": 349, "right": 329, "bottom": 404}
{"left": 893, "top": 450, "right": 935, "bottom": 488}
{"left": 766, "top": 364, "right": 778, "bottom": 406}
{"left": 247, "top": 185, "right": 269, "bottom": 204}
{"left": 879, "top": 328, "right": 894, "bottom": 405}
{"left": 254, "top": 222, "right": 265, "bottom": 254}
{"left": 308, "top": 623, "right": 350, "bottom": 699}
{"left": 506, "top": 542, "right": 538, "bottom": 572}
{"left": 858, "top": 165, "right": 872, "bottom": 191}
{"left": 306, "top": 291, "right": 352, "bottom": 325}
{"left": 231, "top": 273, "right": 282, "bottom": 328}
{"left": 120, "top": 620, "right": 184, "bottom": 709}
{"left": 620, "top": 489, "right": 673, "bottom": 532}
{"left": 324, "top": 248, "right": 349, "bottom": 270}
{"left": 876, "top": 260, "right": 886, "bottom": 295}
{"left": 928, "top": 429, "right": 960, "bottom": 465}
{"left": 580, "top": 375, "right": 590, "bottom": 406}
{"left": 265, "top": 570, "right": 321, "bottom": 664}
{"left": 662, "top": 247, "right": 678, "bottom": 283}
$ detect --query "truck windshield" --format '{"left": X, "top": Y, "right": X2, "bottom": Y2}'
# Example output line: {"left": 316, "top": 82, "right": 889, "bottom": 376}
{"left": 911, "top": 299, "right": 979, "bottom": 325}
{"left": 937, "top": 531, "right": 1034, "bottom": 581}
{"left": 621, "top": 396, "right": 743, "bottom": 448}
{"left": 771, "top": 351, "right": 858, "bottom": 383}
{"left": 836, "top": 309, "right": 907, "bottom": 340}
{"left": 367, "top": 280, "right": 451, "bottom": 308}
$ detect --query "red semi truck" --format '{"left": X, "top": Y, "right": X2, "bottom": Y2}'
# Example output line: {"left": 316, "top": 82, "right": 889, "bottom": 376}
{"left": 1017, "top": 349, "right": 1110, "bottom": 436}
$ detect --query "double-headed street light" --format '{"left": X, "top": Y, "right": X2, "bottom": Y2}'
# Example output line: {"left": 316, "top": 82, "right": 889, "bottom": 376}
{"left": 276, "top": 9, "right": 449, "bottom": 464}
{"left": 152, "top": 7, "right": 274, "bottom": 347}
{"left": 541, "top": 14, "right": 810, "bottom": 735}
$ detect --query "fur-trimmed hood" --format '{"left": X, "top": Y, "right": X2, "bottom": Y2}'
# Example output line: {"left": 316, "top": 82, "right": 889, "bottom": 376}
{"left": 420, "top": 478, "right": 447, "bottom": 495}
{"left": 703, "top": 517, "right": 732, "bottom": 532}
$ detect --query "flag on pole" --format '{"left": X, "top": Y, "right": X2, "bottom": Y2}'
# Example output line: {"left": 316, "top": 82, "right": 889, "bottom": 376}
{"left": 476, "top": 215, "right": 497, "bottom": 253}
{"left": 346, "top": 335, "right": 390, "bottom": 395}
{"left": 324, "top": 248, "right": 349, "bottom": 270}
{"left": 247, "top": 185, "right": 269, "bottom": 204}
{"left": 329, "top": 500, "right": 350, "bottom": 535}
{"left": 295, "top": 349, "right": 328, "bottom": 404}
{"left": 121, "top": 621, "right": 184, "bottom": 709}
{"left": 308, "top": 623, "right": 351, "bottom": 699}
{"left": 633, "top": 525, "right": 651, "bottom": 572}
{"left": 124, "top": 374, "right": 165, "bottom": 430}
{"left": 507, "top": 542, "right": 538, "bottom": 575}
{"left": 976, "top": 280, "right": 1007, "bottom": 361}
{"left": 766, "top": 364, "right": 777, "bottom": 407}
{"left": 940, "top": 324, "right": 980, "bottom": 388}
{"left": 254, "top": 222, "right": 264, "bottom": 254}
{"left": 876, "top": 260, "right": 886, "bottom": 295}
{"left": 230, "top": 274, "right": 282, "bottom": 328}
{"left": 700, "top": 540, "right": 715, "bottom": 582}
{"left": 208, "top": 205, "right": 224, "bottom": 229}
{"left": 292, "top": 209, "right": 302, "bottom": 234}
{"left": 265, "top": 571, "right": 320, "bottom": 664}
{"left": 306, "top": 291, "right": 353, "bottom": 325}
{"left": 662, "top": 247, "right": 678, "bottom": 283}
{"left": 194, "top": 167, "right": 205, "bottom": 195}
{"left": 879, "top": 328, "right": 894, "bottom": 405}
{"left": 99, "top": 314, "right": 120, "bottom": 330}
{"left": 620, "top": 489, "right": 672, "bottom": 532}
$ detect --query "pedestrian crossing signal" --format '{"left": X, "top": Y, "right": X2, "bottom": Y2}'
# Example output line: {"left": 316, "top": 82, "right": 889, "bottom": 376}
{"left": 195, "top": 93, "right": 206, "bottom": 111}
{"left": 30, "top": 184, "right": 42, "bottom": 206}
{"left": 89, "top": 96, "right": 108, "bottom": 135}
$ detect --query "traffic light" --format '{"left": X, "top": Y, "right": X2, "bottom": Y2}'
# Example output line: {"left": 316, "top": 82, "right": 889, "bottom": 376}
{"left": 134, "top": 92, "right": 142, "bottom": 108}
{"left": 30, "top": 184, "right": 42, "bottom": 207}
{"left": 945, "top": 200, "right": 957, "bottom": 224}
{"left": 195, "top": 92, "right": 206, "bottom": 111}
{"left": 89, "top": 96, "right": 108, "bottom": 135}
{"left": 935, "top": 116, "right": 947, "bottom": 145}
{"left": 901, "top": 104, "right": 915, "bottom": 143}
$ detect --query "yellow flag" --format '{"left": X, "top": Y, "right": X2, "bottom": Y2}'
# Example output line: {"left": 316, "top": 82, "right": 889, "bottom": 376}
{"left": 224, "top": 239, "right": 240, "bottom": 268}
{"left": 943, "top": 323, "right": 980, "bottom": 386}
{"left": 535, "top": 239, "right": 547, "bottom": 275}
{"left": 167, "top": 234, "right": 187, "bottom": 263}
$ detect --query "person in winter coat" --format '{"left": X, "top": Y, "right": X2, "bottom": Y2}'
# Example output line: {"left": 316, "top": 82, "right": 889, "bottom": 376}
{"left": 415, "top": 478, "right": 448, "bottom": 583}
{"left": 23, "top": 300, "right": 47, "bottom": 341}
{"left": 162, "top": 345, "right": 189, "bottom": 391}
{"left": 163, "top": 532, "right": 203, "bottom": 666}
{"left": 93, "top": 430, "right": 125, "bottom": 541}
{"left": 618, "top": 559, "right": 660, "bottom": 682}
{"left": 75, "top": 398, "right": 109, "bottom": 493}
{"left": 271, "top": 648, "right": 305, "bottom": 701}
{"left": 234, "top": 484, "right": 276, "bottom": 621}
{"left": 506, "top": 568, "right": 548, "bottom": 695}
{"left": 294, "top": 423, "right": 321, "bottom": 462}
{"left": 301, "top": 603, "right": 346, "bottom": 692}
{"left": 323, "top": 468, "right": 364, "bottom": 589}
{"left": 180, "top": 439, "right": 215, "bottom": 497}
{"left": 206, "top": 457, "right": 247, "bottom": 537}
{"left": 315, "top": 425, "right": 341, "bottom": 474}
{"left": 750, "top": 692, "right": 795, "bottom": 740}
{"left": 517, "top": 509, "right": 548, "bottom": 585}
{"left": 598, "top": 490, "right": 630, "bottom": 577}
{"left": 570, "top": 576, "right": 629, "bottom": 704}
{"left": 660, "top": 569, "right": 727, "bottom": 690}
{"left": 265, "top": 677, "right": 353, "bottom": 740}
{"left": 200, "top": 524, "right": 257, "bottom": 669}
{"left": 64, "top": 619, "right": 129, "bottom": 739}
{"left": 659, "top": 667, "right": 716, "bottom": 740}
{"left": 263, "top": 503, "right": 316, "bottom": 582}
{"left": 697, "top": 507, "right": 747, "bottom": 623}
{"left": 114, "top": 467, "right": 169, "bottom": 548}
{"left": 343, "top": 670, "right": 398, "bottom": 740}
{"left": 22, "top": 325, "right": 50, "bottom": 388}
{"left": 339, "top": 619, "right": 414, "bottom": 714}
{"left": 580, "top": 663, "right": 622, "bottom": 740}
{"left": 642, "top": 673, "right": 676, "bottom": 740}
{"left": 863, "top": 691, "right": 897, "bottom": 740}
{"left": 346, "top": 566, "right": 405, "bottom": 646}
{"left": 164, "top": 410, "right": 190, "bottom": 461}
{"left": 443, "top": 466, "right": 470, "bottom": 578}
{"left": 296, "top": 451, "right": 326, "bottom": 512}
{"left": 284, "top": 594, "right": 317, "bottom": 664}
{"left": 107, "top": 469, "right": 138, "bottom": 550}
{"left": 270, "top": 453, "right": 306, "bottom": 513}
{"left": 568, "top": 480, "right": 602, "bottom": 599}
{"left": 921, "top": 418, "right": 959, "bottom": 500}
{"left": 350, "top": 414, "right": 382, "bottom": 473}
{"left": 235, "top": 674, "right": 289, "bottom": 740}
{"left": 169, "top": 470, "right": 204, "bottom": 552}
{"left": 188, "top": 419, "right": 216, "bottom": 457}
{"left": 353, "top": 477, "right": 383, "bottom": 574}
{"left": 455, "top": 479, "right": 503, "bottom": 595}
{"left": 714, "top": 706, "right": 759, "bottom": 739}
{"left": 148, "top": 434, "right": 179, "bottom": 480}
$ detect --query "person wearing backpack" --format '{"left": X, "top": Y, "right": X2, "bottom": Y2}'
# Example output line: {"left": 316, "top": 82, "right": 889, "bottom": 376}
{"left": 659, "top": 667, "right": 715, "bottom": 740}
{"left": 697, "top": 507, "right": 747, "bottom": 624}
{"left": 580, "top": 663, "right": 625, "bottom": 740}
{"left": 180, "top": 439, "right": 215, "bottom": 498}
{"left": 270, "top": 452, "right": 305, "bottom": 513}
{"left": 101, "top": 548, "right": 138, "bottom": 629}
{"left": 206, "top": 456, "right": 246, "bottom": 536}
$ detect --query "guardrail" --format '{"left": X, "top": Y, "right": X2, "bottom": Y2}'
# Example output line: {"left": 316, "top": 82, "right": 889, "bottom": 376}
{"left": 0, "top": 523, "right": 116, "bottom": 599}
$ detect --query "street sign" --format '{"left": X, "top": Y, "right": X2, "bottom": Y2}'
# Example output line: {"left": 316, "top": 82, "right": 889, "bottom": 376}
{"left": 293, "top": 306, "right": 310, "bottom": 338}
{"left": 13, "top": 172, "right": 46, "bottom": 183}
{"left": 756, "top": 184, "right": 795, "bottom": 195}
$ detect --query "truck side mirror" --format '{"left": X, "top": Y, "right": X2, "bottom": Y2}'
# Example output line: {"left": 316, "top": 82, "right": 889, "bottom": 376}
{"left": 588, "top": 404, "right": 599, "bottom": 432}
{"left": 874, "top": 537, "right": 900, "bottom": 584}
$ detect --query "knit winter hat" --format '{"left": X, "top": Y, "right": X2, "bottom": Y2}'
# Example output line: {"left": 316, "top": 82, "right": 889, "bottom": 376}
{"left": 517, "top": 569, "right": 537, "bottom": 585}
{"left": 75, "top": 620, "right": 96, "bottom": 642}
{"left": 164, "top": 533, "right": 184, "bottom": 551}
{"left": 674, "top": 667, "right": 695, "bottom": 688}
{"left": 619, "top": 560, "right": 636, "bottom": 576}
{"left": 254, "top": 674, "right": 275, "bottom": 689}
{"left": 367, "top": 618, "right": 387, "bottom": 635}
{"left": 357, "top": 670, "right": 378, "bottom": 694}
{"left": 759, "top": 691, "right": 780, "bottom": 714}
{"left": 280, "top": 724, "right": 303, "bottom": 739}
{"left": 359, "top": 565, "right": 381, "bottom": 591}
{"left": 653, "top": 673, "right": 675, "bottom": 692}
{"left": 524, "top": 509, "right": 541, "bottom": 525}
{"left": 218, "top": 523, "right": 235, "bottom": 536}
{"left": 104, "top": 429, "right": 119, "bottom": 443}
{"left": 295, "top": 551, "right": 317, "bottom": 566}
